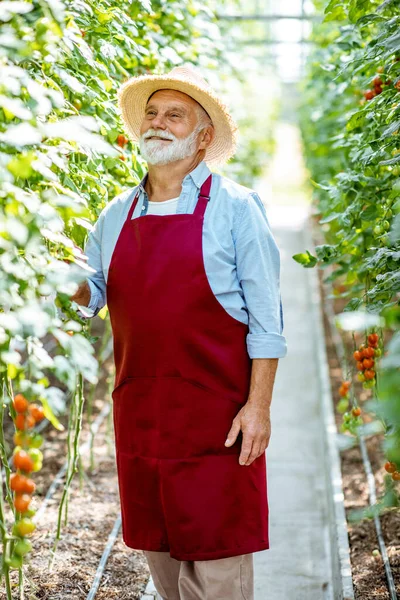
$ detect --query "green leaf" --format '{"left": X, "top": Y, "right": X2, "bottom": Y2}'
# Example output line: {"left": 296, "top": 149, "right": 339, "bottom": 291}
{"left": 349, "top": 0, "right": 375, "bottom": 23}
{"left": 379, "top": 154, "right": 400, "bottom": 166}
{"left": 292, "top": 250, "right": 318, "bottom": 268}
{"left": 324, "top": 0, "right": 347, "bottom": 21}
{"left": 310, "top": 179, "right": 331, "bottom": 190}
{"left": 360, "top": 205, "right": 379, "bottom": 220}
{"left": 380, "top": 120, "right": 400, "bottom": 139}
{"left": 40, "top": 396, "right": 64, "bottom": 431}
{"left": 315, "top": 244, "right": 339, "bottom": 262}
{"left": 343, "top": 298, "right": 364, "bottom": 311}
{"left": 346, "top": 110, "right": 366, "bottom": 132}
{"left": 319, "top": 212, "right": 342, "bottom": 224}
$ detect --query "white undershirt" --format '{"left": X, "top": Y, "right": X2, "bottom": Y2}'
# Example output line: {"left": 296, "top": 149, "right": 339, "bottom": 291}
{"left": 146, "top": 197, "right": 179, "bottom": 215}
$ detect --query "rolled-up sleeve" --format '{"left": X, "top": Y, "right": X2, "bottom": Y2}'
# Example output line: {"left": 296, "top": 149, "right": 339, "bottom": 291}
{"left": 234, "top": 192, "right": 287, "bottom": 359}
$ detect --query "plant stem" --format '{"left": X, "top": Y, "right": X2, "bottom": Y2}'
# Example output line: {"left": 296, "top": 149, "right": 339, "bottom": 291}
{"left": 0, "top": 432, "right": 13, "bottom": 600}
{"left": 50, "top": 371, "right": 85, "bottom": 569}
{"left": 89, "top": 317, "right": 112, "bottom": 471}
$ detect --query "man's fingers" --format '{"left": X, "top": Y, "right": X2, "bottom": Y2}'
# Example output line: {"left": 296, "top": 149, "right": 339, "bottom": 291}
{"left": 239, "top": 436, "right": 253, "bottom": 465}
{"left": 225, "top": 418, "right": 241, "bottom": 447}
{"left": 245, "top": 439, "right": 263, "bottom": 466}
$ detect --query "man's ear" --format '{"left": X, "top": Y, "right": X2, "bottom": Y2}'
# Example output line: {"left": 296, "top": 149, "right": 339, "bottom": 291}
{"left": 199, "top": 125, "right": 215, "bottom": 149}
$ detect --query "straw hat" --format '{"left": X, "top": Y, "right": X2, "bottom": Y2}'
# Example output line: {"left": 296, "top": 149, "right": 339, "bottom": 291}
{"left": 116, "top": 65, "right": 238, "bottom": 166}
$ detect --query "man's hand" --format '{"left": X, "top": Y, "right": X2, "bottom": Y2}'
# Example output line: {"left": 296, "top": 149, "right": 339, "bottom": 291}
{"left": 224, "top": 357, "right": 278, "bottom": 466}
{"left": 70, "top": 280, "right": 91, "bottom": 307}
{"left": 225, "top": 402, "right": 271, "bottom": 466}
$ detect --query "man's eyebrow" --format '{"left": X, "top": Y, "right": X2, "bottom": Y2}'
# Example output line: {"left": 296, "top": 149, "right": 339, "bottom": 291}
{"left": 145, "top": 103, "right": 188, "bottom": 113}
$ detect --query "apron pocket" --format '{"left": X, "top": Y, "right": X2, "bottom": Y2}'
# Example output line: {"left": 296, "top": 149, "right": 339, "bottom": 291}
{"left": 159, "top": 378, "right": 242, "bottom": 459}
{"left": 112, "top": 375, "right": 242, "bottom": 459}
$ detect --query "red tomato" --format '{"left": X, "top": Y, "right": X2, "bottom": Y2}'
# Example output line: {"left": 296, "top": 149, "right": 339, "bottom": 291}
{"left": 364, "top": 369, "right": 376, "bottom": 380}
{"left": 363, "top": 358, "right": 374, "bottom": 369}
{"left": 28, "top": 403, "right": 45, "bottom": 423}
{"left": 117, "top": 134, "right": 128, "bottom": 147}
{"left": 14, "top": 493, "right": 32, "bottom": 513}
{"left": 385, "top": 461, "right": 397, "bottom": 473}
{"left": 22, "top": 478, "right": 36, "bottom": 494}
{"left": 368, "top": 333, "right": 379, "bottom": 345}
{"left": 10, "top": 473, "right": 27, "bottom": 493}
{"left": 364, "top": 346, "right": 375, "bottom": 358}
{"left": 363, "top": 89, "right": 376, "bottom": 100}
{"left": 13, "top": 394, "right": 29, "bottom": 414}
{"left": 13, "top": 451, "right": 34, "bottom": 473}
{"left": 15, "top": 413, "right": 35, "bottom": 431}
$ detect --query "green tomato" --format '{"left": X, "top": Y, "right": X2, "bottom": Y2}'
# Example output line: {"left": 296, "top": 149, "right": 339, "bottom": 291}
{"left": 363, "top": 380, "right": 376, "bottom": 389}
{"left": 31, "top": 460, "right": 43, "bottom": 473}
{"left": 28, "top": 448, "right": 43, "bottom": 464}
{"left": 29, "top": 433, "right": 43, "bottom": 448}
{"left": 383, "top": 220, "right": 390, "bottom": 231}
{"left": 14, "top": 539, "right": 32, "bottom": 556}
{"left": 374, "top": 348, "right": 382, "bottom": 357}
{"left": 13, "top": 517, "right": 36, "bottom": 537}
{"left": 337, "top": 398, "right": 349, "bottom": 414}
{"left": 340, "top": 423, "right": 348, "bottom": 433}
{"left": 7, "top": 554, "right": 23, "bottom": 569}
{"left": 386, "top": 209, "right": 393, "bottom": 219}
{"left": 373, "top": 225, "right": 382, "bottom": 236}
{"left": 21, "top": 508, "right": 36, "bottom": 518}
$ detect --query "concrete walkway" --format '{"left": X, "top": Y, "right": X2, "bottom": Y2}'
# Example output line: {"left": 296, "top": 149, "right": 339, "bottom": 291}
{"left": 254, "top": 203, "right": 333, "bottom": 600}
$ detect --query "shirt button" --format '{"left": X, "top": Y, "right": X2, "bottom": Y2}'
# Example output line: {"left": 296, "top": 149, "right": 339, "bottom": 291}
{"left": 141, "top": 206, "right": 145, "bottom": 211}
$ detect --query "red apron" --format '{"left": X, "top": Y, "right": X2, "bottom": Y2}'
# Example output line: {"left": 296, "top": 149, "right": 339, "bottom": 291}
{"left": 106, "top": 173, "right": 269, "bottom": 561}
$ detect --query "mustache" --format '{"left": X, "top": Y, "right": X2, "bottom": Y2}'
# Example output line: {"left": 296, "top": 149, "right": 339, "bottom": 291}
{"left": 143, "top": 130, "right": 175, "bottom": 141}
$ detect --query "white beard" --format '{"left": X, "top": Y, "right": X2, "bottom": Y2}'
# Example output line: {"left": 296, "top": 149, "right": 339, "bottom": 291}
{"left": 139, "top": 124, "right": 203, "bottom": 166}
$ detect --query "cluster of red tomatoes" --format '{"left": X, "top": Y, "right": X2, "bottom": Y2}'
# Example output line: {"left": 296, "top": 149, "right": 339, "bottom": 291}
{"left": 363, "top": 75, "right": 389, "bottom": 100}
{"left": 384, "top": 461, "right": 400, "bottom": 482}
{"left": 353, "top": 332, "right": 381, "bottom": 387}
{"left": 338, "top": 333, "right": 382, "bottom": 434}
{"left": 6, "top": 394, "right": 46, "bottom": 569}
{"left": 338, "top": 379, "right": 363, "bottom": 434}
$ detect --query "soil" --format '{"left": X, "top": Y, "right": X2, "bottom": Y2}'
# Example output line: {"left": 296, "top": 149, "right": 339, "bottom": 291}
{"left": 315, "top": 238, "right": 400, "bottom": 598}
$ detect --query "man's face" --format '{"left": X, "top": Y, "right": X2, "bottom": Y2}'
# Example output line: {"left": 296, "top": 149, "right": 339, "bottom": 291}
{"left": 138, "top": 89, "right": 210, "bottom": 165}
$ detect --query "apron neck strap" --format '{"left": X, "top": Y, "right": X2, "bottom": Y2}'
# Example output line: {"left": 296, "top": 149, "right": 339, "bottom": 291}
{"left": 193, "top": 174, "right": 212, "bottom": 217}
{"left": 127, "top": 173, "right": 212, "bottom": 220}
{"left": 127, "top": 188, "right": 140, "bottom": 220}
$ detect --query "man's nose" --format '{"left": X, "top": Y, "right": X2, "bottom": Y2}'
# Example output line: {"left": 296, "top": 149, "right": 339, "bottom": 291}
{"left": 150, "top": 113, "right": 167, "bottom": 129}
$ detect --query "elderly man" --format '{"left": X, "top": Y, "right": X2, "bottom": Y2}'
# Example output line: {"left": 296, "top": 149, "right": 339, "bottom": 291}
{"left": 70, "top": 65, "right": 287, "bottom": 600}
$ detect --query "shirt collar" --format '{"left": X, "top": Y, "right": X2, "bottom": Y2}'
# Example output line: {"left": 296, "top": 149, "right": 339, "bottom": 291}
{"left": 184, "top": 160, "right": 211, "bottom": 189}
{"left": 138, "top": 160, "right": 211, "bottom": 193}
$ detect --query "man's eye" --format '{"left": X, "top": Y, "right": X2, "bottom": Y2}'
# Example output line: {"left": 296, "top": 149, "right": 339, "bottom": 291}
{"left": 171, "top": 114, "right": 180, "bottom": 118}
{"left": 146, "top": 111, "right": 156, "bottom": 116}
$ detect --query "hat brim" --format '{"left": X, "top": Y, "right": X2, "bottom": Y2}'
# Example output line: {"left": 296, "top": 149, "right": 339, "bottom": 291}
{"left": 116, "top": 74, "right": 238, "bottom": 166}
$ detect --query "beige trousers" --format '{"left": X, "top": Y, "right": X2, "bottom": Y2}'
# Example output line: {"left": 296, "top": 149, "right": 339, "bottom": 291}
{"left": 144, "top": 550, "right": 254, "bottom": 600}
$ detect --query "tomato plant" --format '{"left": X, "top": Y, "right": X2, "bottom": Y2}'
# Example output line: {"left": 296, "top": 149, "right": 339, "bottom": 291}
{"left": 298, "top": 0, "right": 400, "bottom": 510}
{"left": 0, "top": 0, "right": 227, "bottom": 595}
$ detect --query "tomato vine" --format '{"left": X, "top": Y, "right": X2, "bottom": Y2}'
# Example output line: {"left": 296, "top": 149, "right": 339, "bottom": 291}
{"left": 298, "top": 0, "right": 400, "bottom": 508}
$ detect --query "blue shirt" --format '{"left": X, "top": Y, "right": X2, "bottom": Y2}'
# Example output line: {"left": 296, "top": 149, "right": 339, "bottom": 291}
{"left": 80, "top": 160, "right": 287, "bottom": 359}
